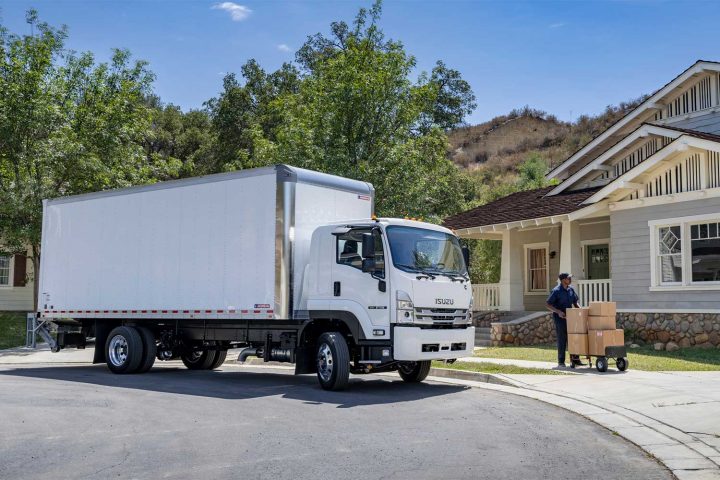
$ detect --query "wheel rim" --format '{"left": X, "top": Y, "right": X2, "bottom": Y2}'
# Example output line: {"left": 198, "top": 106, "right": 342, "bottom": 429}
{"left": 185, "top": 351, "right": 204, "bottom": 364}
{"left": 317, "top": 343, "right": 333, "bottom": 382}
{"left": 108, "top": 335, "right": 128, "bottom": 367}
{"left": 398, "top": 362, "right": 416, "bottom": 375}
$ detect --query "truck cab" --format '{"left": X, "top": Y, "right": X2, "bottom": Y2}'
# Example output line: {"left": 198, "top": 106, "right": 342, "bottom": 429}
{"left": 299, "top": 218, "right": 475, "bottom": 387}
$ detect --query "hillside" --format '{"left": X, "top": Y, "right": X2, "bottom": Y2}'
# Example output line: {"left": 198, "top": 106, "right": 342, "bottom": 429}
{"left": 449, "top": 97, "right": 649, "bottom": 178}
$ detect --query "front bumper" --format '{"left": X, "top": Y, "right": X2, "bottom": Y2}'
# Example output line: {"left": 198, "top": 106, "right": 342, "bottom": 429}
{"left": 393, "top": 326, "right": 475, "bottom": 361}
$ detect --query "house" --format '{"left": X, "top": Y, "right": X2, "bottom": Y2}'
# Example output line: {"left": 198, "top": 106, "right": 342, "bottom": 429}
{"left": 445, "top": 60, "right": 720, "bottom": 347}
{"left": 0, "top": 252, "right": 33, "bottom": 311}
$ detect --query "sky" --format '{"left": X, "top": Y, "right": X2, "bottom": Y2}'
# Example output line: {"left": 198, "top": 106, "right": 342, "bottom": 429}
{"left": 2, "top": 0, "right": 720, "bottom": 125}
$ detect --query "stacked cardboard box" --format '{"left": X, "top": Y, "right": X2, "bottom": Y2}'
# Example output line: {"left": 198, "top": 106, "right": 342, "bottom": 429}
{"left": 587, "top": 301, "right": 623, "bottom": 356}
{"left": 567, "top": 307, "right": 589, "bottom": 355}
{"left": 566, "top": 302, "right": 624, "bottom": 356}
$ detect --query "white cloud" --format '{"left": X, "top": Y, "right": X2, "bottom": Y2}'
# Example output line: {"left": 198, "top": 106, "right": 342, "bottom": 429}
{"left": 212, "top": 2, "right": 252, "bottom": 21}
{"left": 549, "top": 22, "right": 566, "bottom": 29}
{"left": 277, "top": 44, "right": 291, "bottom": 52}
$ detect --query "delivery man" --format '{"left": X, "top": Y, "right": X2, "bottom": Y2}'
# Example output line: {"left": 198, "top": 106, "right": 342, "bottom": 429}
{"left": 546, "top": 273, "right": 583, "bottom": 368}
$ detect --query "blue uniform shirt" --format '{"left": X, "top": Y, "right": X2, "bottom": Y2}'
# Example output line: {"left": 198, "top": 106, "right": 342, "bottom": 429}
{"left": 546, "top": 284, "right": 579, "bottom": 321}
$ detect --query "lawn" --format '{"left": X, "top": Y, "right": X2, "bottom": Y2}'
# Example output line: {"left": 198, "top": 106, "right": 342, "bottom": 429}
{"left": 0, "top": 311, "right": 28, "bottom": 350}
{"left": 432, "top": 360, "right": 564, "bottom": 375}
{"left": 473, "top": 345, "right": 720, "bottom": 371}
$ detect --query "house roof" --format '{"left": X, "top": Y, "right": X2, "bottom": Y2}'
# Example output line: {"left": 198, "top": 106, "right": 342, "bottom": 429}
{"left": 545, "top": 60, "right": 720, "bottom": 182}
{"left": 548, "top": 122, "right": 720, "bottom": 196}
{"left": 443, "top": 186, "right": 602, "bottom": 230}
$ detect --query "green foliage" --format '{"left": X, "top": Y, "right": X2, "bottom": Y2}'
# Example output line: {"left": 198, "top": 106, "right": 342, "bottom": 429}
{"left": 0, "top": 11, "right": 158, "bottom": 306}
{"left": 464, "top": 152, "right": 554, "bottom": 284}
{"left": 249, "top": 0, "right": 476, "bottom": 219}
{"left": 0, "top": 311, "right": 27, "bottom": 349}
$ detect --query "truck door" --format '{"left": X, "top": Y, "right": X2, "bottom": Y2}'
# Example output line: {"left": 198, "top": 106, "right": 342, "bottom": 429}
{"left": 332, "top": 228, "right": 390, "bottom": 328}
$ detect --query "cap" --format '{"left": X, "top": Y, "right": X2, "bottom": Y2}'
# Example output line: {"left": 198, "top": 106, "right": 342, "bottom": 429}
{"left": 558, "top": 272, "right": 573, "bottom": 280}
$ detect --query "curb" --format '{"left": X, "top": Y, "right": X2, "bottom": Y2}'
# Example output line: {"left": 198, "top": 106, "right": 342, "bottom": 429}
{"left": 425, "top": 370, "right": 719, "bottom": 480}
{"left": 428, "top": 367, "right": 512, "bottom": 386}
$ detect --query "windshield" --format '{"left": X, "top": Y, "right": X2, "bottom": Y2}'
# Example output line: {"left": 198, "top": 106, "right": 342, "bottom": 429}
{"left": 386, "top": 226, "right": 467, "bottom": 276}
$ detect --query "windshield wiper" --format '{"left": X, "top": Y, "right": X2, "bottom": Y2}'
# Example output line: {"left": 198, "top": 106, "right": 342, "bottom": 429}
{"left": 426, "top": 269, "right": 466, "bottom": 282}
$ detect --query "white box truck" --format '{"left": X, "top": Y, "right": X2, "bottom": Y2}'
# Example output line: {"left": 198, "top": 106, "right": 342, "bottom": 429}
{"left": 38, "top": 165, "right": 475, "bottom": 390}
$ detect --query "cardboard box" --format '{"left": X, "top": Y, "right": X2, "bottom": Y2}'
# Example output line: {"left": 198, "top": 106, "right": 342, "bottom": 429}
{"left": 589, "top": 301, "right": 616, "bottom": 317}
{"left": 566, "top": 307, "right": 589, "bottom": 334}
{"left": 588, "top": 315, "right": 616, "bottom": 330}
{"left": 568, "top": 333, "right": 589, "bottom": 355}
{"left": 588, "top": 329, "right": 625, "bottom": 356}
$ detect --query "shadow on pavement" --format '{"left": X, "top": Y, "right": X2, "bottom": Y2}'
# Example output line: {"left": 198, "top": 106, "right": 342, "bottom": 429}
{"left": 0, "top": 364, "right": 469, "bottom": 408}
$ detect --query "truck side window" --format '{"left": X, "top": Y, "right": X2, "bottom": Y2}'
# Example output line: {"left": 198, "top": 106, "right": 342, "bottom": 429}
{"left": 336, "top": 229, "right": 385, "bottom": 278}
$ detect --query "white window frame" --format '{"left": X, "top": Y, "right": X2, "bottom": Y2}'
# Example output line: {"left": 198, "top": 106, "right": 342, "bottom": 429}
{"left": 523, "top": 242, "right": 550, "bottom": 295}
{"left": 649, "top": 213, "right": 720, "bottom": 291}
{"left": 0, "top": 254, "right": 13, "bottom": 288}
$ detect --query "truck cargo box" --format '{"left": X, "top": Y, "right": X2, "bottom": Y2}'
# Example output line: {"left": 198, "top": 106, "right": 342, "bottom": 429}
{"left": 38, "top": 165, "right": 373, "bottom": 321}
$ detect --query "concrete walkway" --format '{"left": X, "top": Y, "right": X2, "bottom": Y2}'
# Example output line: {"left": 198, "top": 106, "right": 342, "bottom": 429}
{"left": 446, "top": 355, "right": 720, "bottom": 480}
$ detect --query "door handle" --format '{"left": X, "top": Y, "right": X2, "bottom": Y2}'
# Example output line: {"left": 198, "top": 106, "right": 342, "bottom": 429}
{"left": 334, "top": 281, "right": 341, "bottom": 297}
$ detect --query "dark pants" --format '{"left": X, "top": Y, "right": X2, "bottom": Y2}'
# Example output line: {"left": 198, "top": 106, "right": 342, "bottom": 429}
{"left": 553, "top": 317, "right": 567, "bottom": 364}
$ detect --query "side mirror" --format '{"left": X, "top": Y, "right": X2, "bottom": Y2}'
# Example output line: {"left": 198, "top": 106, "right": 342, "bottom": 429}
{"left": 361, "top": 233, "right": 375, "bottom": 259}
{"left": 462, "top": 245, "right": 471, "bottom": 270}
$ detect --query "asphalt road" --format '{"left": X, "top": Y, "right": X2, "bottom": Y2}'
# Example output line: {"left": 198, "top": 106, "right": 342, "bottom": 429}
{"left": 0, "top": 363, "right": 670, "bottom": 480}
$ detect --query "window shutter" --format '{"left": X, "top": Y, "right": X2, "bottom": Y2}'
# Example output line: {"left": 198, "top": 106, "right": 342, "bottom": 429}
{"left": 12, "top": 255, "right": 26, "bottom": 287}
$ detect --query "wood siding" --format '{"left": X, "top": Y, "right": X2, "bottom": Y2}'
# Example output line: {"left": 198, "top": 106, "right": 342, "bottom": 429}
{"left": 610, "top": 197, "right": 720, "bottom": 310}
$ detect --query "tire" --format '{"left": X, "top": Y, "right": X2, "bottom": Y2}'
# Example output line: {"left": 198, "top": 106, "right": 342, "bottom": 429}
{"left": 209, "top": 350, "right": 227, "bottom": 370}
{"left": 596, "top": 356, "right": 608, "bottom": 372}
{"left": 398, "top": 361, "right": 432, "bottom": 383}
{"left": 105, "top": 326, "right": 144, "bottom": 374}
{"left": 616, "top": 357, "right": 628, "bottom": 372}
{"left": 316, "top": 332, "right": 350, "bottom": 391}
{"left": 136, "top": 326, "right": 157, "bottom": 373}
{"left": 182, "top": 350, "right": 218, "bottom": 370}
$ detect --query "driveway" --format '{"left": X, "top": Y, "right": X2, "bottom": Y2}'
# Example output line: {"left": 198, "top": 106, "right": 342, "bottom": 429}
{"left": 0, "top": 349, "right": 670, "bottom": 480}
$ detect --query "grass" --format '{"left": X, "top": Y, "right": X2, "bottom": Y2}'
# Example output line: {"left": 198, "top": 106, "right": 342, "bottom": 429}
{"left": 432, "top": 360, "right": 564, "bottom": 375}
{"left": 472, "top": 345, "right": 720, "bottom": 371}
{"left": 0, "top": 311, "right": 28, "bottom": 350}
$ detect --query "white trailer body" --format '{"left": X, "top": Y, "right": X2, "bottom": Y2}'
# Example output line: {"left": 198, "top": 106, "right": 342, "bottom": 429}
{"left": 39, "top": 165, "right": 373, "bottom": 321}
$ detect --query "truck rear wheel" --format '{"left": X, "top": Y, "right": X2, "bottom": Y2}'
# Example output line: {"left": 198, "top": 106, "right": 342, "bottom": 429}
{"left": 316, "top": 332, "right": 350, "bottom": 391}
{"left": 398, "top": 361, "right": 431, "bottom": 383}
{"left": 181, "top": 350, "right": 218, "bottom": 370}
{"left": 136, "top": 326, "right": 157, "bottom": 373}
{"left": 106, "top": 326, "right": 144, "bottom": 374}
{"left": 209, "top": 350, "right": 227, "bottom": 369}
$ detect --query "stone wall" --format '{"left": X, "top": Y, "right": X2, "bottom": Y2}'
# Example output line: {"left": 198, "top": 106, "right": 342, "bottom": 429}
{"left": 490, "top": 313, "right": 556, "bottom": 346}
{"left": 618, "top": 312, "right": 720, "bottom": 350}
{"left": 473, "top": 311, "right": 507, "bottom": 327}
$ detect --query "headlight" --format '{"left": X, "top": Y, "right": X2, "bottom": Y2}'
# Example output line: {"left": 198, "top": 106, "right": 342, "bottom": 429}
{"left": 397, "top": 299, "right": 414, "bottom": 310}
{"left": 467, "top": 297, "right": 474, "bottom": 323}
{"left": 396, "top": 290, "right": 414, "bottom": 323}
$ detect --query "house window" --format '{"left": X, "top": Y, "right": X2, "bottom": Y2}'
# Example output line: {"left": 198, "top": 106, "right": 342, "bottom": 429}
{"left": 690, "top": 222, "right": 720, "bottom": 282}
{"left": 650, "top": 215, "right": 720, "bottom": 289}
{"left": 525, "top": 244, "right": 548, "bottom": 293}
{"left": 0, "top": 256, "right": 9, "bottom": 286}
{"left": 657, "top": 225, "right": 683, "bottom": 284}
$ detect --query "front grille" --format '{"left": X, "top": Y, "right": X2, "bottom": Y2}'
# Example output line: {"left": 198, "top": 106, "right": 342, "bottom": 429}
{"left": 415, "top": 307, "right": 468, "bottom": 325}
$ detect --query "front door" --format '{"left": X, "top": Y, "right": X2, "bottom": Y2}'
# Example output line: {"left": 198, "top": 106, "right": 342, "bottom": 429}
{"left": 586, "top": 244, "right": 610, "bottom": 279}
{"left": 332, "top": 228, "right": 390, "bottom": 327}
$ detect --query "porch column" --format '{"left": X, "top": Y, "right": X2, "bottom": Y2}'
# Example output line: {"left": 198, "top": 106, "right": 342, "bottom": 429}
{"left": 498, "top": 229, "right": 524, "bottom": 311}
{"left": 558, "top": 220, "right": 583, "bottom": 280}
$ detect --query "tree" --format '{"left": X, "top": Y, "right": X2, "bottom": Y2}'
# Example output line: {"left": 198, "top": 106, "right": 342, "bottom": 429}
{"left": 255, "top": 0, "right": 476, "bottom": 220}
{"left": 0, "top": 11, "right": 156, "bottom": 308}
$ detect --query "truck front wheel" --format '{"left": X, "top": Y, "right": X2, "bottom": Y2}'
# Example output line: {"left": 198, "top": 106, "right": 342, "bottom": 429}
{"left": 398, "top": 361, "right": 431, "bottom": 383}
{"left": 106, "top": 326, "right": 144, "bottom": 374}
{"left": 316, "top": 332, "right": 350, "bottom": 391}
